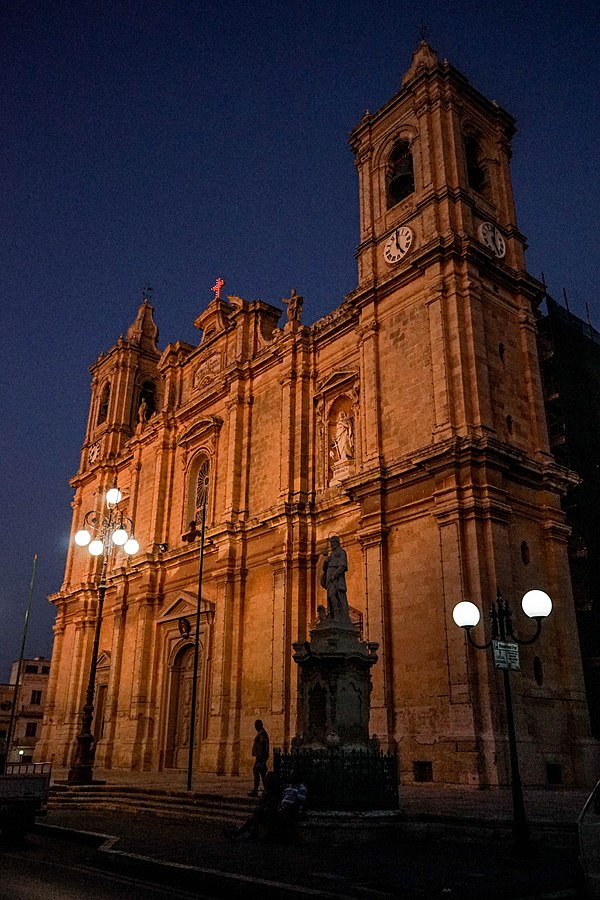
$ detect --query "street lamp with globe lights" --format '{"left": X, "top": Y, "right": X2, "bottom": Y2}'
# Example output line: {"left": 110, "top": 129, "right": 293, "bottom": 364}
{"left": 453, "top": 589, "right": 553, "bottom": 855}
{"left": 68, "top": 483, "right": 138, "bottom": 785}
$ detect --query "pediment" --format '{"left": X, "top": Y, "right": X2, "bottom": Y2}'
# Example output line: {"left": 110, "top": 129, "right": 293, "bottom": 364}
{"left": 157, "top": 592, "right": 215, "bottom": 623}
{"left": 177, "top": 415, "right": 223, "bottom": 448}
{"left": 157, "top": 592, "right": 197, "bottom": 623}
{"left": 315, "top": 369, "right": 358, "bottom": 399}
{"left": 97, "top": 651, "right": 111, "bottom": 668}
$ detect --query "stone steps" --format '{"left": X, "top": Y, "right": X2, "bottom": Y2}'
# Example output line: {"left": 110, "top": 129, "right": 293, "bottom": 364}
{"left": 47, "top": 784, "right": 580, "bottom": 847}
{"left": 48, "top": 784, "right": 252, "bottom": 824}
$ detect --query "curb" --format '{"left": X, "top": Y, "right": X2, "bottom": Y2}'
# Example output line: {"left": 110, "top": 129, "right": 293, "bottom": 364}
{"left": 33, "top": 822, "right": 583, "bottom": 900}
{"left": 35, "top": 822, "right": 349, "bottom": 898}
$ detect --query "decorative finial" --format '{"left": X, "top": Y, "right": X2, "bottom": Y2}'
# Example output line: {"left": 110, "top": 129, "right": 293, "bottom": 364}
{"left": 143, "top": 285, "right": 153, "bottom": 302}
{"left": 418, "top": 22, "right": 430, "bottom": 42}
{"left": 211, "top": 277, "right": 225, "bottom": 300}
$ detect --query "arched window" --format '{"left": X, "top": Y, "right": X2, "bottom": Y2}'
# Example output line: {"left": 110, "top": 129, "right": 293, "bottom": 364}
{"left": 464, "top": 135, "right": 486, "bottom": 192}
{"left": 97, "top": 382, "right": 110, "bottom": 425}
{"left": 194, "top": 457, "right": 210, "bottom": 520}
{"left": 386, "top": 140, "right": 414, "bottom": 208}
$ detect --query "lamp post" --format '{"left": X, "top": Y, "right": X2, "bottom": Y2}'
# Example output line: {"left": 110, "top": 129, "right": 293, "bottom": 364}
{"left": 68, "top": 484, "right": 139, "bottom": 785}
{"left": 453, "top": 588, "right": 553, "bottom": 855}
{"left": 4, "top": 553, "right": 37, "bottom": 772}
{"left": 182, "top": 459, "right": 210, "bottom": 792}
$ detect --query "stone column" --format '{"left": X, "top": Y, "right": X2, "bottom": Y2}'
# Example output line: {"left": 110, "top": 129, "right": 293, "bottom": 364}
{"left": 100, "top": 595, "right": 126, "bottom": 770}
{"left": 279, "top": 371, "right": 295, "bottom": 498}
{"left": 66, "top": 592, "right": 97, "bottom": 758}
{"left": 517, "top": 305, "right": 553, "bottom": 456}
{"left": 426, "top": 282, "right": 453, "bottom": 442}
{"left": 35, "top": 611, "right": 66, "bottom": 764}
{"left": 127, "top": 582, "right": 159, "bottom": 770}
{"left": 356, "top": 319, "right": 382, "bottom": 466}
{"left": 223, "top": 394, "right": 245, "bottom": 519}
{"left": 356, "top": 525, "right": 392, "bottom": 744}
{"left": 207, "top": 562, "right": 245, "bottom": 774}
{"left": 433, "top": 475, "right": 498, "bottom": 786}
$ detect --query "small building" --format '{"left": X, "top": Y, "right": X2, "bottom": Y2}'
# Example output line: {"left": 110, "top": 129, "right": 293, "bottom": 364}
{"left": 0, "top": 657, "right": 51, "bottom": 765}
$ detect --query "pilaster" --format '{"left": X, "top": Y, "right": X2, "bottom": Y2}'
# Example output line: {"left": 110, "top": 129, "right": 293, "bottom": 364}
{"left": 356, "top": 524, "right": 393, "bottom": 744}
{"left": 356, "top": 319, "right": 382, "bottom": 465}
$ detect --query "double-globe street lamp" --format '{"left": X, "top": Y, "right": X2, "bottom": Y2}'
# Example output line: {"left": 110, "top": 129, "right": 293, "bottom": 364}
{"left": 68, "top": 484, "right": 139, "bottom": 785}
{"left": 453, "top": 589, "right": 553, "bottom": 854}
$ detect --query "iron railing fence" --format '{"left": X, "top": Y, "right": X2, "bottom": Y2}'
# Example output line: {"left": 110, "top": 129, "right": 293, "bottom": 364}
{"left": 274, "top": 747, "right": 399, "bottom": 811}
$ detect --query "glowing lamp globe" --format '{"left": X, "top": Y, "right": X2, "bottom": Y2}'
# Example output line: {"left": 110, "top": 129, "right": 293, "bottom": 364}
{"left": 452, "top": 601, "right": 481, "bottom": 629}
{"left": 111, "top": 527, "right": 128, "bottom": 546}
{"left": 123, "top": 537, "right": 139, "bottom": 556}
{"left": 88, "top": 539, "right": 104, "bottom": 556}
{"left": 74, "top": 529, "right": 91, "bottom": 547}
{"left": 106, "top": 486, "right": 122, "bottom": 506}
{"left": 521, "top": 590, "right": 552, "bottom": 619}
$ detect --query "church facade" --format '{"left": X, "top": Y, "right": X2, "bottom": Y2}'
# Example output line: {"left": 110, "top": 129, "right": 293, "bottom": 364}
{"left": 38, "top": 43, "right": 598, "bottom": 788}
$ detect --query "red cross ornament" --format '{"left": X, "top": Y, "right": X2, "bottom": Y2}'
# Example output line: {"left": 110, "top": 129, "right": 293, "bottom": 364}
{"left": 211, "top": 277, "right": 225, "bottom": 299}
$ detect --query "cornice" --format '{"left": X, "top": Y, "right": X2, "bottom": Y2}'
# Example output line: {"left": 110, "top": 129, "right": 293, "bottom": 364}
{"left": 356, "top": 524, "right": 389, "bottom": 547}
{"left": 311, "top": 299, "right": 359, "bottom": 341}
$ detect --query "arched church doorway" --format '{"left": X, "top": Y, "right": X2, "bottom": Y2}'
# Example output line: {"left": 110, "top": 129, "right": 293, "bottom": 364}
{"left": 164, "top": 643, "right": 205, "bottom": 769}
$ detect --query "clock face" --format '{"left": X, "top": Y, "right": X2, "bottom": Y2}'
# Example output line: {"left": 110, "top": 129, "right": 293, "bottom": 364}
{"left": 478, "top": 222, "right": 506, "bottom": 259}
{"left": 384, "top": 226, "right": 414, "bottom": 264}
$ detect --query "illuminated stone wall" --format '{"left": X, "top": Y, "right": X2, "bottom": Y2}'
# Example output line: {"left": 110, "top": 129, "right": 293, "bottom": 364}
{"left": 37, "top": 43, "right": 598, "bottom": 788}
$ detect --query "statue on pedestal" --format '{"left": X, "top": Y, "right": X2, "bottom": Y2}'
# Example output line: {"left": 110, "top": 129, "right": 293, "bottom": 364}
{"left": 286, "top": 535, "right": 396, "bottom": 810}
{"left": 320, "top": 535, "right": 350, "bottom": 621}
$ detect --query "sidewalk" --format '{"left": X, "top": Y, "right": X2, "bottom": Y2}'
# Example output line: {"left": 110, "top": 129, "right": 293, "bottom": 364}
{"left": 35, "top": 768, "right": 593, "bottom": 898}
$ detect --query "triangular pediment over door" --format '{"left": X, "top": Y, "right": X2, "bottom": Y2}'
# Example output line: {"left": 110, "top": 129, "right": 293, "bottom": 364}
{"left": 156, "top": 591, "right": 215, "bottom": 624}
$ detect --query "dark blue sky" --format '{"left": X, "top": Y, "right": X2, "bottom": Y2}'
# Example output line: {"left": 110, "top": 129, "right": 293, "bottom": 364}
{"left": 1, "top": 0, "right": 599, "bottom": 680}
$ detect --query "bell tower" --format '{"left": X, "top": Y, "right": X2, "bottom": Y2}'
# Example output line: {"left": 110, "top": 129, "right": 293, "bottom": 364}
{"left": 350, "top": 40, "right": 526, "bottom": 292}
{"left": 346, "top": 42, "right": 597, "bottom": 787}
{"left": 349, "top": 40, "right": 548, "bottom": 453}
{"left": 80, "top": 296, "right": 161, "bottom": 472}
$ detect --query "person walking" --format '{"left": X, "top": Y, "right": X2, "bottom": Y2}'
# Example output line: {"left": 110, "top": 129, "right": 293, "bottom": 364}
{"left": 248, "top": 719, "right": 269, "bottom": 797}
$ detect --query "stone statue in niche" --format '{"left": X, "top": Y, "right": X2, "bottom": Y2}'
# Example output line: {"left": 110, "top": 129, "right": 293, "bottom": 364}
{"left": 137, "top": 397, "right": 148, "bottom": 424}
{"left": 331, "top": 410, "right": 354, "bottom": 462}
{"left": 320, "top": 535, "right": 350, "bottom": 621}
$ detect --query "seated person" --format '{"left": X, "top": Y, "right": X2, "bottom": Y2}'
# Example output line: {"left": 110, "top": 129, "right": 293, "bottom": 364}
{"left": 278, "top": 778, "right": 308, "bottom": 828}
{"left": 224, "top": 772, "right": 281, "bottom": 841}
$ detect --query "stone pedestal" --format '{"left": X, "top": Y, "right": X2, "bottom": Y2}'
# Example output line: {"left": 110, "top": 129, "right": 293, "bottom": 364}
{"left": 280, "top": 606, "right": 398, "bottom": 810}
{"left": 292, "top": 614, "right": 378, "bottom": 749}
{"left": 330, "top": 460, "right": 353, "bottom": 485}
